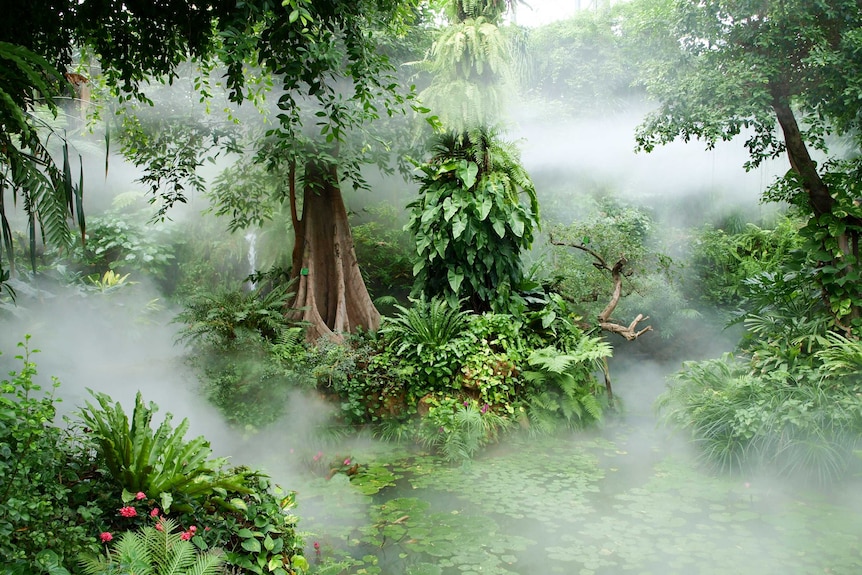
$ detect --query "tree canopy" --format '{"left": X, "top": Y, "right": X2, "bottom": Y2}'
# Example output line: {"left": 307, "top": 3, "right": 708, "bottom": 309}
{"left": 628, "top": 0, "right": 862, "bottom": 330}
{"left": 0, "top": 0, "right": 421, "bottom": 295}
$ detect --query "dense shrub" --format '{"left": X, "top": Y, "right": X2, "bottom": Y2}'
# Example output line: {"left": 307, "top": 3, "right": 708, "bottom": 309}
{"left": 659, "top": 348, "right": 862, "bottom": 485}
{"left": 0, "top": 339, "right": 106, "bottom": 574}
{"left": 0, "top": 338, "right": 308, "bottom": 574}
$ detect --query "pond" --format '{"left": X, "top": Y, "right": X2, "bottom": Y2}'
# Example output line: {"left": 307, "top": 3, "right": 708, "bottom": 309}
{"left": 273, "top": 416, "right": 862, "bottom": 575}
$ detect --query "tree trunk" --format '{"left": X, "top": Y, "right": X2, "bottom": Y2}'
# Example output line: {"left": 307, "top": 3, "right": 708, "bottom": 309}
{"left": 771, "top": 95, "right": 861, "bottom": 326}
{"left": 771, "top": 99, "right": 834, "bottom": 217}
{"left": 288, "top": 161, "right": 380, "bottom": 342}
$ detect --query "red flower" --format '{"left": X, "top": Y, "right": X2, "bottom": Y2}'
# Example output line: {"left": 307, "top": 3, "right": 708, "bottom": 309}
{"left": 180, "top": 531, "right": 192, "bottom": 540}
{"left": 155, "top": 522, "right": 164, "bottom": 531}
{"left": 135, "top": 491, "right": 147, "bottom": 500}
{"left": 99, "top": 532, "right": 113, "bottom": 543}
{"left": 150, "top": 507, "right": 160, "bottom": 517}
{"left": 119, "top": 506, "right": 137, "bottom": 518}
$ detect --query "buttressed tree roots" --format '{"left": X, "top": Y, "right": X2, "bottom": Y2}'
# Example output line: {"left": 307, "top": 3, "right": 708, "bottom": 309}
{"left": 288, "top": 161, "right": 380, "bottom": 342}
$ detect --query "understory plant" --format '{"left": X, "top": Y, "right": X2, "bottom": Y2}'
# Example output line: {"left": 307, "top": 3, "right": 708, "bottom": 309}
{"left": 78, "top": 390, "right": 249, "bottom": 504}
{"left": 78, "top": 391, "right": 307, "bottom": 574}
{"left": 0, "top": 339, "right": 104, "bottom": 573}
{"left": 406, "top": 128, "right": 540, "bottom": 313}
{"left": 521, "top": 339, "right": 612, "bottom": 435}
{"left": 417, "top": 396, "right": 510, "bottom": 463}
{"left": 659, "top": 349, "right": 862, "bottom": 485}
{"left": 79, "top": 517, "right": 223, "bottom": 575}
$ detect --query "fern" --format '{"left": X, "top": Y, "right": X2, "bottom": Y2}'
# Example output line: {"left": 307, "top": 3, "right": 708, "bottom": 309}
{"left": 521, "top": 340, "right": 610, "bottom": 433}
{"left": 381, "top": 296, "right": 471, "bottom": 353}
{"left": 79, "top": 518, "right": 222, "bottom": 575}
{"left": 78, "top": 391, "right": 251, "bottom": 503}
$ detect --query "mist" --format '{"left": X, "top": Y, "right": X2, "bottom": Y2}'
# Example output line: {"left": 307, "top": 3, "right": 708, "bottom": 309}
{"left": 2, "top": 15, "right": 860, "bottom": 575}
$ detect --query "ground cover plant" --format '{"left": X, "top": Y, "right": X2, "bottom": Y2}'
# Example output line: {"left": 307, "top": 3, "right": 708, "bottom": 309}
{"left": 659, "top": 214, "right": 862, "bottom": 484}
{"left": 0, "top": 339, "right": 308, "bottom": 575}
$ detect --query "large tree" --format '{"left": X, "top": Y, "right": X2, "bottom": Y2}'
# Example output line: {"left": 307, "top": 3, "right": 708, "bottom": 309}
{"left": 625, "top": 0, "right": 862, "bottom": 330}
{"left": 1, "top": 0, "right": 421, "bottom": 340}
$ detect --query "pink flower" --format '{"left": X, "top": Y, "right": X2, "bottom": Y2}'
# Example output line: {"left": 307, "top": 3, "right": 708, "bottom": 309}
{"left": 188, "top": 525, "right": 197, "bottom": 533}
{"left": 313, "top": 451, "right": 323, "bottom": 462}
{"left": 180, "top": 531, "right": 192, "bottom": 540}
{"left": 155, "top": 522, "right": 164, "bottom": 531}
{"left": 99, "top": 532, "right": 113, "bottom": 543}
{"left": 135, "top": 491, "right": 147, "bottom": 500}
{"left": 119, "top": 506, "right": 137, "bottom": 518}
{"left": 480, "top": 403, "right": 489, "bottom": 414}
{"left": 343, "top": 458, "right": 351, "bottom": 466}
{"left": 150, "top": 508, "right": 160, "bottom": 517}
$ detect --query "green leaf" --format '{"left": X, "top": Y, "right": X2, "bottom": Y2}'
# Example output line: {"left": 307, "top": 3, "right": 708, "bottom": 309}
{"left": 511, "top": 214, "right": 525, "bottom": 238}
{"left": 492, "top": 218, "right": 506, "bottom": 238}
{"left": 448, "top": 268, "right": 464, "bottom": 293}
{"left": 242, "top": 538, "right": 262, "bottom": 553}
{"left": 442, "top": 196, "right": 458, "bottom": 221}
{"left": 478, "top": 195, "right": 492, "bottom": 220}
{"left": 452, "top": 216, "right": 467, "bottom": 239}
{"left": 292, "top": 556, "right": 309, "bottom": 571}
{"left": 457, "top": 160, "right": 479, "bottom": 189}
{"left": 160, "top": 492, "right": 173, "bottom": 513}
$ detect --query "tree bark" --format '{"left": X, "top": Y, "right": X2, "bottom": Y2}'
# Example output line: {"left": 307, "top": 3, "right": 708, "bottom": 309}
{"left": 771, "top": 98, "right": 834, "bottom": 217}
{"left": 288, "top": 161, "right": 380, "bottom": 342}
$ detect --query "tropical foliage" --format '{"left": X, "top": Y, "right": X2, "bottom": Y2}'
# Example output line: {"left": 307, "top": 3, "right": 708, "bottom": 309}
{"left": 407, "top": 129, "right": 540, "bottom": 312}
{"left": 0, "top": 340, "right": 101, "bottom": 572}
{"left": 77, "top": 391, "right": 249, "bottom": 505}
{"left": 79, "top": 518, "right": 223, "bottom": 575}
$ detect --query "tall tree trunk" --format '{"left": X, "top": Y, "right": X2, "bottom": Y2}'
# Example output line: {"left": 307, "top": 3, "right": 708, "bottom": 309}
{"left": 772, "top": 94, "right": 861, "bottom": 326}
{"left": 289, "top": 161, "right": 380, "bottom": 342}
{"left": 771, "top": 99, "right": 834, "bottom": 217}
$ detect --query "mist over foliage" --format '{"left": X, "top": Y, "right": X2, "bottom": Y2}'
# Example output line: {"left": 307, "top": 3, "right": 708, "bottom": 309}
{"left": 2, "top": 0, "right": 862, "bottom": 573}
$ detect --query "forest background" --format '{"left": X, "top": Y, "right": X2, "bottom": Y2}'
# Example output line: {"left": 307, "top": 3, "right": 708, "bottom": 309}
{"left": 1, "top": 0, "right": 862, "bottom": 573}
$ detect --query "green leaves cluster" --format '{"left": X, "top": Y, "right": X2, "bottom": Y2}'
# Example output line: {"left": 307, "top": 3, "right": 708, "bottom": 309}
{"left": 175, "top": 284, "right": 296, "bottom": 347}
{"left": 77, "top": 391, "right": 249, "bottom": 506}
{"left": 521, "top": 340, "right": 611, "bottom": 435}
{"left": 659, "top": 351, "right": 862, "bottom": 485}
{"left": 407, "top": 129, "right": 539, "bottom": 313}
{"left": 688, "top": 217, "right": 803, "bottom": 306}
{"left": 225, "top": 484, "right": 307, "bottom": 575}
{"left": 0, "top": 42, "right": 84, "bottom": 294}
{"left": 80, "top": 518, "right": 223, "bottom": 575}
{"left": 0, "top": 339, "right": 99, "bottom": 571}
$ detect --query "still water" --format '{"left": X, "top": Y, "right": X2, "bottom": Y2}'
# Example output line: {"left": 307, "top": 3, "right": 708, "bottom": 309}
{"left": 290, "top": 420, "right": 862, "bottom": 575}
